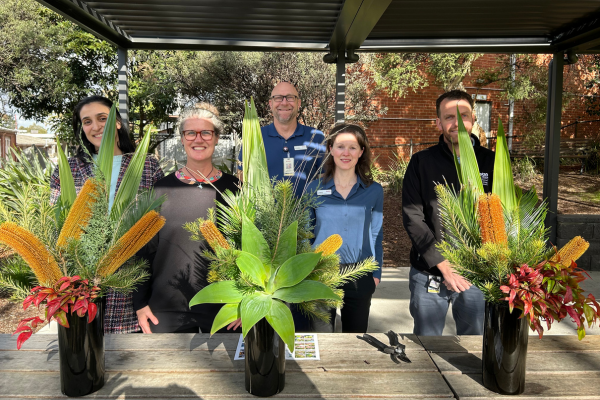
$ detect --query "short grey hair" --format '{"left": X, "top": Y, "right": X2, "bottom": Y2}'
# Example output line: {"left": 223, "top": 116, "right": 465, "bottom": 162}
{"left": 177, "top": 103, "right": 224, "bottom": 137}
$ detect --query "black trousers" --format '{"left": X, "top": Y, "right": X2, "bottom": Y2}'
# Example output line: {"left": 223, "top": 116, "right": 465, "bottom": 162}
{"left": 292, "top": 271, "right": 376, "bottom": 334}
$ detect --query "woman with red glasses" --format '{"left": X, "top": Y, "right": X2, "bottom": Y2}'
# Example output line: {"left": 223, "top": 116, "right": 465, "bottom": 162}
{"left": 133, "top": 103, "right": 241, "bottom": 334}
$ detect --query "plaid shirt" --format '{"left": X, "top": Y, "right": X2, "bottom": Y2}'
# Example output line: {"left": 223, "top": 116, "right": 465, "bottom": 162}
{"left": 50, "top": 154, "right": 164, "bottom": 334}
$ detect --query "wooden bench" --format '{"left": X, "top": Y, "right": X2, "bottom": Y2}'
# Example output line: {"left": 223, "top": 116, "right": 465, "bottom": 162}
{"left": 509, "top": 137, "right": 597, "bottom": 173}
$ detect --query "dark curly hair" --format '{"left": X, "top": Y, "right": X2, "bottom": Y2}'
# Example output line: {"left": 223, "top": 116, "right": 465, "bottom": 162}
{"left": 322, "top": 123, "right": 373, "bottom": 186}
{"left": 73, "top": 95, "right": 136, "bottom": 161}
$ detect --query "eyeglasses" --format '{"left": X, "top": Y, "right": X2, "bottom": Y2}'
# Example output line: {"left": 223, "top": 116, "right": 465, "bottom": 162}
{"left": 183, "top": 130, "right": 214, "bottom": 140}
{"left": 270, "top": 95, "right": 298, "bottom": 103}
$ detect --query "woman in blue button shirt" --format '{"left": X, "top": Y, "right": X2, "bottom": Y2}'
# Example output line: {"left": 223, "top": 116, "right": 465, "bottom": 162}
{"left": 306, "top": 123, "right": 383, "bottom": 333}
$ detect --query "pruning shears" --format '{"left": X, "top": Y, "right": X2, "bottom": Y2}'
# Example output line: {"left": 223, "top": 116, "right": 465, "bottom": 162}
{"left": 357, "top": 330, "right": 412, "bottom": 364}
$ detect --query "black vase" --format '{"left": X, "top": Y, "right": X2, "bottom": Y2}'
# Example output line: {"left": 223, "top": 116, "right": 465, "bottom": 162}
{"left": 482, "top": 302, "right": 529, "bottom": 395}
{"left": 244, "top": 318, "right": 286, "bottom": 397}
{"left": 57, "top": 302, "right": 105, "bottom": 397}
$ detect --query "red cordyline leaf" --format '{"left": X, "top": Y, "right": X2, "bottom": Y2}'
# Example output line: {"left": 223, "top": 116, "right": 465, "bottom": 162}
{"left": 16, "top": 331, "right": 33, "bottom": 350}
{"left": 54, "top": 310, "right": 69, "bottom": 328}
{"left": 564, "top": 286, "right": 573, "bottom": 304}
{"left": 46, "top": 299, "right": 62, "bottom": 320}
{"left": 565, "top": 306, "right": 582, "bottom": 328}
{"left": 59, "top": 280, "right": 71, "bottom": 292}
{"left": 88, "top": 303, "right": 97, "bottom": 323}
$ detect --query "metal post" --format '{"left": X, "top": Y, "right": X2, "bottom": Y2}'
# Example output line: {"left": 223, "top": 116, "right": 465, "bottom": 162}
{"left": 508, "top": 54, "right": 516, "bottom": 151}
{"left": 335, "top": 49, "right": 346, "bottom": 124}
{"left": 117, "top": 47, "right": 129, "bottom": 128}
{"left": 543, "top": 53, "right": 564, "bottom": 245}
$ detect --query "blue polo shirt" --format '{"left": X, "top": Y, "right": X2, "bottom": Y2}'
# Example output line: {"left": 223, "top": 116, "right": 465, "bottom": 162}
{"left": 238, "top": 122, "right": 326, "bottom": 197}
{"left": 307, "top": 176, "right": 384, "bottom": 280}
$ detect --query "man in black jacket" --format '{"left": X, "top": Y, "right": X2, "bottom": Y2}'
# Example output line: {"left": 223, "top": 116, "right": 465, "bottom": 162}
{"left": 402, "top": 90, "right": 495, "bottom": 335}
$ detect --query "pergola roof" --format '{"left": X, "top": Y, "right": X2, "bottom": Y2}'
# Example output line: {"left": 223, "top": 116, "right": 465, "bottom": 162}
{"left": 36, "top": 0, "right": 600, "bottom": 54}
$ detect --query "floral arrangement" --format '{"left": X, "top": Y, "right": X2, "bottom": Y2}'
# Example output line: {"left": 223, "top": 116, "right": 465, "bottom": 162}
{"left": 436, "top": 113, "right": 600, "bottom": 339}
{"left": 185, "top": 100, "right": 378, "bottom": 351}
{"left": 0, "top": 104, "right": 165, "bottom": 348}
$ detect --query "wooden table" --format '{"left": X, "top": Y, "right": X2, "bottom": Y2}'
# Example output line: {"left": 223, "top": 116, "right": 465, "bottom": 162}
{"left": 0, "top": 333, "right": 599, "bottom": 399}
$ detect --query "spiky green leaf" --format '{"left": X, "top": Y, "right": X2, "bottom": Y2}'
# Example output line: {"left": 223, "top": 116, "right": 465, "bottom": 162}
{"left": 241, "top": 293, "right": 272, "bottom": 337}
{"left": 96, "top": 103, "right": 118, "bottom": 190}
{"left": 456, "top": 108, "right": 484, "bottom": 194}
{"left": 273, "top": 252, "right": 321, "bottom": 290}
{"left": 210, "top": 303, "right": 240, "bottom": 335}
{"left": 492, "top": 119, "right": 517, "bottom": 212}
{"left": 56, "top": 137, "right": 76, "bottom": 208}
{"left": 273, "top": 280, "right": 341, "bottom": 303}
{"left": 266, "top": 299, "right": 295, "bottom": 351}
{"left": 189, "top": 281, "right": 243, "bottom": 307}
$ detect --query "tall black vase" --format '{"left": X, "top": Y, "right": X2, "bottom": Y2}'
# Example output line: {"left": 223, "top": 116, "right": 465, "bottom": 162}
{"left": 482, "top": 302, "right": 529, "bottom": 395}
{"left": 57, "top": 302, "right": 105, "bottom": 397}
{"left": 244, "top": 318, "right": 286, "bottom": 397}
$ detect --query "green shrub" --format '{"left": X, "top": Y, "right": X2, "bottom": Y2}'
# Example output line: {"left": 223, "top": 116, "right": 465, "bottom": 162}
{"left": 512, "top": 156, "right": 537, "bottom": 183}
{"left": 384, "top": 154, "right": 409, "bottom": 194}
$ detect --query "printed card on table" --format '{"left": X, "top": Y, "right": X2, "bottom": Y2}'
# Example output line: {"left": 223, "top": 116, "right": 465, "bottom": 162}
{"left": 234, "top": 333, "right": 320, "bottom": 360}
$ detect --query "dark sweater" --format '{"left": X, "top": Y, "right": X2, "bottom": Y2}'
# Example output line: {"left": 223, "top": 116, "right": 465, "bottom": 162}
{"left": 402, "top": 134, "right": 495, "bottom": 276}
{"left": 133, "top": 172, "right": 240, "bottom": 328}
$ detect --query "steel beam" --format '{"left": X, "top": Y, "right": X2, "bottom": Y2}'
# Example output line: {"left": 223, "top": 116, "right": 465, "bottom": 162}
{"left": 328, "top": 0, "right": 392, "bottom": 53}
{"left": 335, "top": 49, "right": 346, "bottom": 124}
{"left": 117, "top": 47, "right": 129, "bottom": 129}
{"left": 543, "top": 53, "right": 564, "bottom": 245}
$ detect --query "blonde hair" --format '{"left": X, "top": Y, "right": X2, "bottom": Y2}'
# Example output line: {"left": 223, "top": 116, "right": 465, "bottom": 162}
{"left": 177, "top": 103, "right": 224, "bottom": 137}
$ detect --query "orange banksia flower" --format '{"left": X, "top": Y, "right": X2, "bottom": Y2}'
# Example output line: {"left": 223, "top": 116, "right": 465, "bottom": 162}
{"left": 315, "top": 234, "right": 343, "bottom": 256}
{"left": 551, "top": 236, "right": 589, "bottom": 266}
{"left": 478, "top": 193, "right": 508, "bottom": 245}
{"left": 0, "top": 222, "right": 62, "bottom": 286}
{"left": 200, "top": 220, "right": 230, "bottom": 251}
{"left": 57, "top": 179, "right": 100, "bottom": 248}
{"left": 97, "top": 211, "right": 166, "bottom": 277}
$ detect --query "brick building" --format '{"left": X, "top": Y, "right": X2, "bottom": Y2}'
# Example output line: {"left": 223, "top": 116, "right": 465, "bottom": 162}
{"left": 366, "top": 54, "right": 600, "bottom": 168}
{"left": 0, "top": 128, "right": 17, "bottom": 161}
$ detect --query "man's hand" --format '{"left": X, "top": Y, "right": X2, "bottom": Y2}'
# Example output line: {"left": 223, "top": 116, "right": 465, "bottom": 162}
{"left": 437, "top": 260, "right": 471, "bottom": 293}
{"left": 136, "top": 306, "right": 159, "bottom": 334}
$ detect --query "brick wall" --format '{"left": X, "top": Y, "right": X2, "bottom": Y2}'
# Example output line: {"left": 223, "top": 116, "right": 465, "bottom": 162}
{"left": 366, "top": 54, "right": 600, "bottom": 169}
{"left": 556, "top": 215, "right": 600, "bottom": 271}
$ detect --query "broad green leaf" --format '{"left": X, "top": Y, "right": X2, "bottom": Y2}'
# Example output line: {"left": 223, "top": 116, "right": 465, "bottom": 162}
{"left": 236, "top": 251, "right": 268, "bottom": 288}
{"left": 584, "top": 303, "right": 595, "bottom": 326}
{"left": 273, "top": 252, "right": 321, "bottom": 290}
{"left": 273, "top": 280, "right": 341, "bottom": 303}
{"left": 56, "top": 137, "right": 76, "bottom": 208}
{"left": 210, "top": 303, "right": 240, "bottom": 335}
{"left": 578, "top": 325, "right": 586, "bottom": 340}
{"left": 110, "top": 125, "right": 153, "bottom": 219}
{"left": 456, "top": 108, "right": 484, "bottom": 194}
{"left": 189, "top": 281, "right": 242, "bottom": 307}
{"left": 241, "top": 293, "right": 272, "bottom": 338}
{"left": 271, "top": 220, "right": 298, "bottom": 267}
{"left": 492, "top": 119, "right": 517, "bottom": 212}
{"left": 96, "top": 103, "right": 118, "bottom": 190}
{"left": 242, "top": 213, "right": 271, "bottom": 265}
{"left": 266, "top": 299, "right": 295, "bottom": 352}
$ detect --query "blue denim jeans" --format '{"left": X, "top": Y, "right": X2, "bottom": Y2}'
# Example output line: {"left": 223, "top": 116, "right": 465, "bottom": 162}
{"left": 409, "top": 266, "right": 484, "bottom": 336}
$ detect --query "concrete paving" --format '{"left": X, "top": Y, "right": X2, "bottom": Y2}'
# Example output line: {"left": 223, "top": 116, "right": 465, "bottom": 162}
{"left": 38, "top": 267, "right": 600, "bottom": 336}
{"left": 366, "top": 267, "right": 600, "bottom": 336}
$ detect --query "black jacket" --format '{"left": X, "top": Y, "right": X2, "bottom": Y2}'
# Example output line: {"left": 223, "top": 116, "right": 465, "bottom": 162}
{"left": 402, "top": 134, "right": 495, "bottom": 276}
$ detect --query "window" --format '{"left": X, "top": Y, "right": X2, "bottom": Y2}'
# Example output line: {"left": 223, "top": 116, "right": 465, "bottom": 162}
{"left": 5, "top": 137, "right": 11, "bottom": 159}
{"left": 474, "top": 101, "right": 492, "bottom": 135}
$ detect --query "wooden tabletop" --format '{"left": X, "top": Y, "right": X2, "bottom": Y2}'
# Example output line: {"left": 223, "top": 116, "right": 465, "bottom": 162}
{"left": 0, "top": 333, "right": 599, "bottom": 399}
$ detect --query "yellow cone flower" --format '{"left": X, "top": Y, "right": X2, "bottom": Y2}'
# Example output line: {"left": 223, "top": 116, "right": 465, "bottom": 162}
{"left": 551, "top": 236, "right": 589, "bottom": 266}
{"left": 315, "top": 234, "right": 343, "bottom": 256}
{"left": 57, "top": 179, "right": 100, "bottom": 248}
{"left": 97, "top": 211, "right": 166, "bottom": 277}
{"left": 200, "top": 220, "right": 230, "bottom": 251}
{"left": 478, "top": 193, "right": 508, "bottom": 245}
{"left": 0, "top": 222, "right": 62, "bottom": 286}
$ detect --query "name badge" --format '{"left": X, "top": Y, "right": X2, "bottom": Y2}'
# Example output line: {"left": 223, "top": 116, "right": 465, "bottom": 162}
{"left": 283, "top": 157, "right": 294, "bottom": 176}
{"left": 294, "top": 145, "right": 307, "bottom": 151}
{"left": 317, "top": 189, "right": 332, "bottom": 195}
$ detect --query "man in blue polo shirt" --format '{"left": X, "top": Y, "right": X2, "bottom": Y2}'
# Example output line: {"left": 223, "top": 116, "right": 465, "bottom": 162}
{"left": 238, "top": 81, "right": 326, "bottom": 197}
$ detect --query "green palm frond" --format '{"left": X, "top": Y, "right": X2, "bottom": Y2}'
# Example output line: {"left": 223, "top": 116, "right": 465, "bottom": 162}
{"left": 112, "top": 189, "right": 166, "bottom": 243}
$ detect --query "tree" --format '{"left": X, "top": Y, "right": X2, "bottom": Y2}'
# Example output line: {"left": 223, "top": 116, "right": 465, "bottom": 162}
{"left": 170, "top": 51, "right": 385, "bottom": 135}
{"left": 18, "top": 123, "right": 48, "bottom": 134}
{"left": 0, "top": 93, "right": 16, "bottom": 130}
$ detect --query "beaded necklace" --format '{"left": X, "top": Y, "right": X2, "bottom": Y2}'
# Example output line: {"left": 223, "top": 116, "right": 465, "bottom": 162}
{"left": 176, "top": 167, "right": 222, "bottom": 189}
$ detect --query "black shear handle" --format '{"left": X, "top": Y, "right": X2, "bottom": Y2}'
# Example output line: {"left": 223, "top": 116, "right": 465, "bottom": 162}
{"left": 357, "top": 334, "right": 393, "bottom": 353}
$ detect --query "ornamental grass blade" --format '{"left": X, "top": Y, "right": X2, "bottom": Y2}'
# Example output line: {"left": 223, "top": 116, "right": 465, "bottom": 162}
{"left": 266, "top": 299, "right": 295, "bottom": 352}
{"left": 111, "top": 125, "right": 154, "bottom": 219}
{"left": 242, "top": 98, "right": 270, "bottom": 197}
{"left": 96, "top": 103, "right": 118, "bottom": 189}
{"left": 492, "top": 119, "right": 517, "bottom": 212}
{"left": 56, "top": 137, "right": 76, "bottom": 208}
{"left": 456, "top": 108, "right": 484, "bottom": 194}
